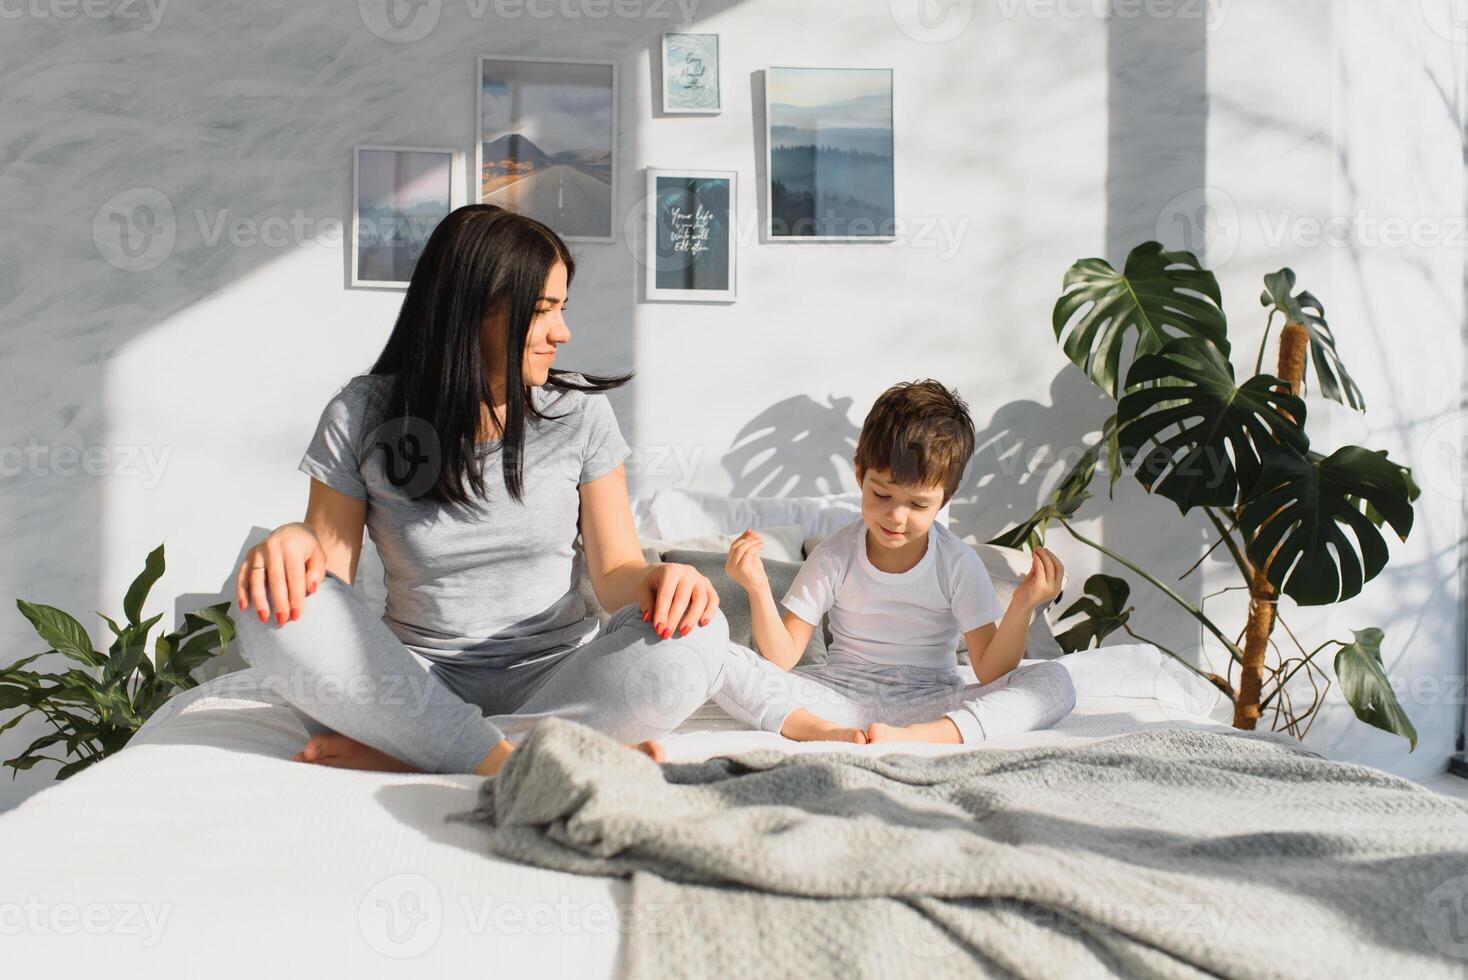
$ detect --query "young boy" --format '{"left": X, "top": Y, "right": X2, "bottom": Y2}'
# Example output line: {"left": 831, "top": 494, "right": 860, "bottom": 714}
{"left": 722, "top": 379, "right": 1076, "bottom": 745}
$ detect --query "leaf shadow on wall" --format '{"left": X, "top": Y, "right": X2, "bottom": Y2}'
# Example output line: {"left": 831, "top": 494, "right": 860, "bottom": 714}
{"left": 721, "top": 394, "right": 862, "bottom": 498}
{"left": 947, "top": 368, "right": 1115, "bottom": 544}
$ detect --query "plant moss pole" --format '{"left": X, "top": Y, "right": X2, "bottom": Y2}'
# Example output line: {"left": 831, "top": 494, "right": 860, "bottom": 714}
{"left": 1235, "top": 321, "right": 1310, "bottom": 729}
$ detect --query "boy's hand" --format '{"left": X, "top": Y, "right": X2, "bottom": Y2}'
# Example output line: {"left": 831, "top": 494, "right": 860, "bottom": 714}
{"left": 1014, "top": 546, "right": 1063, "bottom": 612}
{"left": 725, "top": 529, "right": 770, "bottom": 595}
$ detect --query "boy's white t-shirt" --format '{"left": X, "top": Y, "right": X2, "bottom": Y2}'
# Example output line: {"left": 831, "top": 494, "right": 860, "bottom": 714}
{"left": 781, "top": 518, "right": 1006, "bottom": 671}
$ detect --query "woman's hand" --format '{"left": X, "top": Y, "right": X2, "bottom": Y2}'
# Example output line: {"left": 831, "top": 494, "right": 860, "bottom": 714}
{"left": 636, "top": 562, "right": 721, "bottom": 640}
{"left": 1014, "top": 546, "right": 1064, "bottom": 612}
{"left": 236, "top": 522, "right": 329, "bottom": 625}
{"left": 724, "top": 529, "right": 770, "bottom": 596}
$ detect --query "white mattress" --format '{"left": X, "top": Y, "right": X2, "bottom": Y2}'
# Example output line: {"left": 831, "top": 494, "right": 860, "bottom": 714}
{"left": 1, "top": 644, "right": 1234, "bottom": 978}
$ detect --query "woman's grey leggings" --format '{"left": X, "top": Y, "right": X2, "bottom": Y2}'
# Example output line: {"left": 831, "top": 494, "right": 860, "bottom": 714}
{"left": 234, "top": 570, "right": 784, "bottom": 774}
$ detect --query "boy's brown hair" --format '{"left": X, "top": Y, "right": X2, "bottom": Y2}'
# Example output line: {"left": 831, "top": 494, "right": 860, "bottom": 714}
{"left": 854, "top": 379, "right": 976, "bottom": 503}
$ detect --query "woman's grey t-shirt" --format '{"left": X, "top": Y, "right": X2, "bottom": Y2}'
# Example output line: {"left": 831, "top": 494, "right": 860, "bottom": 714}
{"left": 298, "top": 373, "right": 630, "bottom": 667}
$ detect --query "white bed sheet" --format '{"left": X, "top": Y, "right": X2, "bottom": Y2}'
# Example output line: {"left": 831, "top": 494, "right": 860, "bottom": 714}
{"left": 1, "top": 644, "right": 1234, "bottom": 978}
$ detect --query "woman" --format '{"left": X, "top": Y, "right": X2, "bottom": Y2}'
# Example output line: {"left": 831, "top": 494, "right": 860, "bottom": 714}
{"left": 233, "top": 204, "right": 763, "bottom": 777}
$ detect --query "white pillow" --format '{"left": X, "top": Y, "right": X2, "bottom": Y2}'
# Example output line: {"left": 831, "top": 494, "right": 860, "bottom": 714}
{"left": 645, "top": 488, "right": 864, "bottom": 541}
{"left": 638, "top": 523, "right": 805, "bottom": 564}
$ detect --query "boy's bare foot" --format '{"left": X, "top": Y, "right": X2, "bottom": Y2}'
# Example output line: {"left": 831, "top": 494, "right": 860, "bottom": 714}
{"left": 780, "top": 708, "right": 868, "bottom": 744}
{"left": 294, "top": 733, "right": 421, "bottom": 772}
{"left": 865, "top": 719, "right": 964, "bottom": 744}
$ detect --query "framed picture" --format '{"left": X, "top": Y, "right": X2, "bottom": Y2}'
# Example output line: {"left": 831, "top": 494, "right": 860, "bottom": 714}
{"left": 645, "top": 168, "right": 736, "bottom": 303}
{"left": 351, "top": 145, "right": 461, "bottom": 289}
{"left": 478, "top": 56, "right": 617, "bottom": 243}
{"left": 662, "top": 33, "right": 721, "bottom": 114}
{"left": 764, "top": 66, "right": 895, "bottom": 241}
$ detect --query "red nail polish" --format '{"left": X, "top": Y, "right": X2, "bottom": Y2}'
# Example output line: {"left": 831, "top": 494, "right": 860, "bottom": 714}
{"left": 700, "top": 618, "right": 709, "bottom": 627}
{"left": 679, "top": 625, "right": 690, "bottom": 636}
{"left": 291, "top": 609, "right": 300, "bottom": 621}
{"left": 654, "top": 622, "right": 664, "bottom": 633}
{"left": 642, "top": 610, "right": 650, "bottom": 622}
{"left": 276, "top": 612, "right": 286, "bottom": 625}
{"left": 258, "top": 609, "right": 267, "bottom": 622}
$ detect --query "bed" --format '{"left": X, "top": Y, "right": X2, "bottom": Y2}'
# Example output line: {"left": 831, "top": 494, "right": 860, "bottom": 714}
{"left": 2, "top": 644, "right": 1242, "bottom": 978}
{"left": 5, "top": 490, "right": 1464, "bottom": 976}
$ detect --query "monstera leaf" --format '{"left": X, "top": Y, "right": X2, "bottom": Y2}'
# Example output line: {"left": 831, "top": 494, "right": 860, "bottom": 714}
{"left": 1260, "top": 269, "right": 1365, "bottom": 411}
{"left": 1239, "top": 445, "right": 1415, "bottom": 606}
{"left": 988, "top": 416, "right": 1119, "bottom": 549}
{"left": 1054, "top": 574, "right": 1132, "bottom": 653}
{"left": 1334, "top": 628, "right": 1416, "bottom": 749}
{"left": 1054, "top": 242, "right": 1229, "bottom": 399}
{"left": 1117, "top": 338, "right": 1308, "bottom": 512}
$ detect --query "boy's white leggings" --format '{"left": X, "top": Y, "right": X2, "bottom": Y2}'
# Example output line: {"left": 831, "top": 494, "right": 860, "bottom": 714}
{"left": 713, "top": 653, "right": 1078, "bottom": 743}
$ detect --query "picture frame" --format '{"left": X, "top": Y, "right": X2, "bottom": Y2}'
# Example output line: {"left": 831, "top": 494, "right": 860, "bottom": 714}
{"left": 661, "top": 33, "right": 721, "bottom": 114}
{"left": 477, "top": 55, "right": 618, "bottom": 243}
{"left": 644, "top": 167, "right": 737, "bottom": 303}
{"left": 764, "top": 66, "right": 895, "bottom": 242}
{"left": 350, "top": 145, "right": 462, "bottom": 290}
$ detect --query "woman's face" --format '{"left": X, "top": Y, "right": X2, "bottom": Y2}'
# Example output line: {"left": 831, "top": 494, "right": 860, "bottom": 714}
{"left": 524, "top": 260, "right": 571, "bottom": 386}
{"left": 483, "top": 260, "right": 572, "bottom": 388}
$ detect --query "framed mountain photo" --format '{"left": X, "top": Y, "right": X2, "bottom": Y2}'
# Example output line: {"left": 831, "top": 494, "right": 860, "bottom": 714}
{"left": 478, "top": 56, "right": 617, "bottom": 242}
{"left": 645, "top": 168, "right": 736, "bottom": 303}
{"left": 765, "top": 66, "right": 895, "bottom": 241}
{"left": 351, "top": 145, "right": 460, "bottom": 289}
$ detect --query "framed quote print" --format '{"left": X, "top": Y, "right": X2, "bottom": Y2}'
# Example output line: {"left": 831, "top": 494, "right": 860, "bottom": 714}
{"left": 645, "top": 168, "right": 736, "bottom": 303}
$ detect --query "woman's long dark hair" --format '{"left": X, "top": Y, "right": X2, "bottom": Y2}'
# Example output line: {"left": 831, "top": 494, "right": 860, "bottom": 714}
{"left": 368, "top": 204, "right": 630, "bottom": 507}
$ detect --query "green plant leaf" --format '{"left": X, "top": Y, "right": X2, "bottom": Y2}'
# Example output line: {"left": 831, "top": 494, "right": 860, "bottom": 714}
{"left": 188, "top": 602, "right": 237, "bottom": 649}
{"left": 123, "top": 543, "right": 166, "bottom": 626}
{"left": 1117, "top": 337, "right": 1308, "bottom": 511}
{"left": 1240, "top": 445, "right": 1416, "bottom": 605}
{"left": 1053, "top": 242, "right": 1229, "bottom": 399}
{"left": 15, "top": 601, "right": 100, "bottom": 667}
{"left": 1334, "top": 628, "right": 1416, "bottom": 749}
{"left": 56, "top": 757, "right": 97, "bottom": 780}
{"left": 1261, "top": 269, "right": 1365, "bottom": 411}
{"left": 1053, "top": 574, "right": 1133, "bottom": 653}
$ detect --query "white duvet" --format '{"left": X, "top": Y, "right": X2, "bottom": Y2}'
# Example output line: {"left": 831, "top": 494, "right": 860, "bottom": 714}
{"left": 1, "top": 644, "right": 1235, "bottom": 979}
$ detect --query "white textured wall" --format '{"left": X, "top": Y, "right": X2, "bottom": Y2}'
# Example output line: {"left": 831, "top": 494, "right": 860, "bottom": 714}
{"left": 0, "top": 0, "right": 1462, "bottom": 809}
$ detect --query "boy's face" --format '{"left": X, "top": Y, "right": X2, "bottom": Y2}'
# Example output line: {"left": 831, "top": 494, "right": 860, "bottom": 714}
{"left": 856, "top": 466, "right": 946, "bottom": 551}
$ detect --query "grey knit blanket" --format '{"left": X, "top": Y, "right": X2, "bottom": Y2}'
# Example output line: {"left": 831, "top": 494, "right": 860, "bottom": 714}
{"left": 450, "top": 718, "right": 1468, "bottom": 979}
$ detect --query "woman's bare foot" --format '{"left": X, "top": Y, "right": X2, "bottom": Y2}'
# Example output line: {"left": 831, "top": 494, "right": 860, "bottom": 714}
{"left": 633, "top": 739, "right": 666, "bottom": 763}
{"left": 780, "top": 708, "right": 867, "bottom": 744}
{"left": 294, "top": 733, "right": 421, "bottom": 772}
{"left": 865, "top": 719, "right": 963, "bottom": 744}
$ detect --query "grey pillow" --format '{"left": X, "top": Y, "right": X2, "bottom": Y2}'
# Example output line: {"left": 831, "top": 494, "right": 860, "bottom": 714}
{"left": 660, "top": 549, "right": 828, "bottom": 667}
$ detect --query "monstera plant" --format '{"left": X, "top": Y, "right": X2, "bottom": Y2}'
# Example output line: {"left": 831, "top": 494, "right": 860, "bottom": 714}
{"left": 993, "top": 243, "right": 1418, "bottom": 746}
{"left": 0, "top": 543, "right": 236, "bottom": 779}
